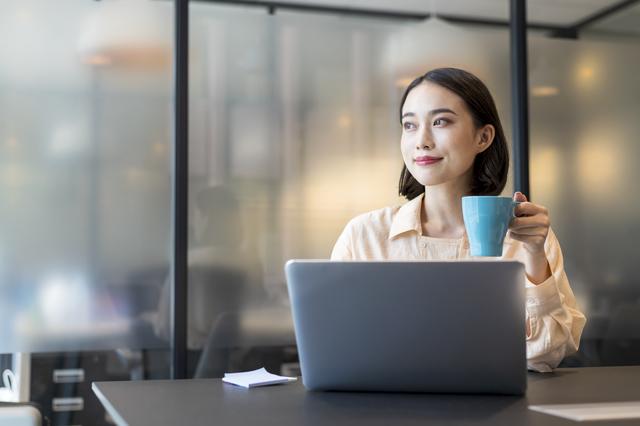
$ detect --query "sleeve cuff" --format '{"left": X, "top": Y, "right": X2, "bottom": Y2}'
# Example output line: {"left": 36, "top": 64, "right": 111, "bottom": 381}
{"left": 525, "top": 275, "right": 563, "bottom": 316}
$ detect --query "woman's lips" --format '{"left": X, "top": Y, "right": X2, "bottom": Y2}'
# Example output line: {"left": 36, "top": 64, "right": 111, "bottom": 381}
{"left": 415, "top": 156, "right": 443, "bottom": 166}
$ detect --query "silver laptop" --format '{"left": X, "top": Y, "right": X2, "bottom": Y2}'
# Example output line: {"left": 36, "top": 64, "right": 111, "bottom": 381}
{"left": 285, "top": 260, "right": 526, "bottom": 395}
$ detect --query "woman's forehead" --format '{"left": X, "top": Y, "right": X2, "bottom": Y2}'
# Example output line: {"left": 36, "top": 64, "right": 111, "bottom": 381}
{"left": 402, "top": 82, "right": 465, "bottom": 114}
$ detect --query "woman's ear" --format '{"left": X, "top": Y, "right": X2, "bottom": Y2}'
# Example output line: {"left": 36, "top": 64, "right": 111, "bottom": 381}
{"left": 475, "top": 124, "right": 495, "bottom": 153}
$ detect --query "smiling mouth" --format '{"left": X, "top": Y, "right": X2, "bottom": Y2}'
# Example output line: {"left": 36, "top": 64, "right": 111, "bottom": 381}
{"left": 415, "top": 157, "right": 443, "bottom": 166}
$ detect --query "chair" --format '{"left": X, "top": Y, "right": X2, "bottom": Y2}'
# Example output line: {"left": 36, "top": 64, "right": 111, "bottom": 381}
{"left": 0, "top": 404, "right": 43, "bottom": 426}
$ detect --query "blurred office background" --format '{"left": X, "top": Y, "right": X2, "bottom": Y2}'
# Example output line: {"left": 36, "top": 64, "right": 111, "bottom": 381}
{"left": 0, "top": 0, "right": 639, "bottom": 424}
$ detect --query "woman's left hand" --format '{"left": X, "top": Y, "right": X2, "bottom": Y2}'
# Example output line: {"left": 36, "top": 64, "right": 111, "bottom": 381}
{"left": 509, "top": 192, "right": 550, "bottom": 254}
{"left": 509, "top": 192, "right": 551, "bottom": 284}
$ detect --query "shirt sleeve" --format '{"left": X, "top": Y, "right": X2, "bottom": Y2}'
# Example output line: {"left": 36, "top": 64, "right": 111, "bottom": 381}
{"left": 330, "top": 221, "right": 354, "bottom": 260}
{"left": 525, "top": 228, "right": 587, "bottom": 372}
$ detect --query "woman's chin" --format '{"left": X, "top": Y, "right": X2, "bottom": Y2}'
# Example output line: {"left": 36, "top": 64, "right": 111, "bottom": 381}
{"left": 409, "top": 173, "right": 445, "bottom": 187}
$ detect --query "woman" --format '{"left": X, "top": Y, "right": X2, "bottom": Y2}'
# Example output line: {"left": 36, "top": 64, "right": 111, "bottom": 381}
{"left": 331, "top": 68, "right": 586, "bottom": 372}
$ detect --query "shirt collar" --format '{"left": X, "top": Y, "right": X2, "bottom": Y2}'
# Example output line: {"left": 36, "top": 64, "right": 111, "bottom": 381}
{"left": 389, "top": 192, "right": 424, "bottom": 240}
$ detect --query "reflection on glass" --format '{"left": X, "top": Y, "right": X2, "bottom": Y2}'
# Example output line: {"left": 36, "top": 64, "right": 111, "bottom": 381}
{"left": 153, "top": 186, "right": 264, "bottom": 349}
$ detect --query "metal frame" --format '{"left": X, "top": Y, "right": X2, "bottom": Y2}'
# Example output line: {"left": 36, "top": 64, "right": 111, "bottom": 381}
{"left": 194, "top": 0, "right": 429, "bottom": 20}
{"left": 510, "top": 0, "right": 530, "bottom": 198}
{"left": 552, "top": 0, "right": 640, "bottom": 38}
{"left": 171, "top": 0, "right": 189, "bottom": 380}
{"left": 191, "top": 0, "right": 640, "bottom": 37}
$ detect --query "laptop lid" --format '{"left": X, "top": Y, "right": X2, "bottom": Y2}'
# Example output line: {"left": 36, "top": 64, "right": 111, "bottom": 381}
{"left": 285, "top": 260, "right": 526, "bottom": 395}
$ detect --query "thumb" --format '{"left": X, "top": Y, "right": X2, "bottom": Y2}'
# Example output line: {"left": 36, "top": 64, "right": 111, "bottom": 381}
{"left": 513, "top": 191, "right": 528, "bottom": 202}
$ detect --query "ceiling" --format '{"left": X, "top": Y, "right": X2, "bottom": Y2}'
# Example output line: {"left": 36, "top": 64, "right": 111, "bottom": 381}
{"left": 247, "top": 0, "right": 640, "bottom": 35}
{"left": 590, "top": 1, "right": 640, "bottom": 34}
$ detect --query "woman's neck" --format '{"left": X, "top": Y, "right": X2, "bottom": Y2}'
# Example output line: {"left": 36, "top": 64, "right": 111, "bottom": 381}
{"left": 421, "top": 181, "right": 470, "bottom": 239}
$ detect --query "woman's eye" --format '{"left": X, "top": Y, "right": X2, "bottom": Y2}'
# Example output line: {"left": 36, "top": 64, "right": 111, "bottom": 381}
{"left": 433, "top": 118, "right": 448, "bottom": 126}
{"left": 403, "top": 122, "right": 416, "bottom": 131}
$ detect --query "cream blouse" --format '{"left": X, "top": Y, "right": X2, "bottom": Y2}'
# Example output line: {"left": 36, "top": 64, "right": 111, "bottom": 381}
{"left": 330, "top": 193, "right": 586, "bottom": 373}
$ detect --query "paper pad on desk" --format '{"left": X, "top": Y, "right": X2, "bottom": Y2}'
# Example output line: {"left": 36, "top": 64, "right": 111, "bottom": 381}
{"left": 222, "top": 368, "right": 297, "bottom": 388}
{"left": 529, "top": 401, "right": 640, "bottom": 421}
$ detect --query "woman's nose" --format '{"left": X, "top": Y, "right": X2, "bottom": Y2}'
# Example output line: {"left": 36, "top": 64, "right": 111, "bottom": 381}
{"left": 416, "top": 131, "right": 433, "bottom": 150}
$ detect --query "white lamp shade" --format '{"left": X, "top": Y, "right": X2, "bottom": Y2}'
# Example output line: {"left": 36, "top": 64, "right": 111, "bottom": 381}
{"left": 77, "top": 0, "right": 171, "bottom": 68}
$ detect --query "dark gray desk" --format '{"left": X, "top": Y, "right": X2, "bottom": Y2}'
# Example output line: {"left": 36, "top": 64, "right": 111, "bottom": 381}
{"left": 93, "top": 366, "right": 640, "bottom": 426}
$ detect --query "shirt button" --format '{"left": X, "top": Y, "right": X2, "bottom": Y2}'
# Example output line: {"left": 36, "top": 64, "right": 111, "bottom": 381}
{"left": 526, "top": 298, "right": 536, "bottom": 306}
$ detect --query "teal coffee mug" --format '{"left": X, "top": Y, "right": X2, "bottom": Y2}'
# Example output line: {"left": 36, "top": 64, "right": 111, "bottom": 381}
{"left": 462, "top": 196, "right": 517, "bottom": 257}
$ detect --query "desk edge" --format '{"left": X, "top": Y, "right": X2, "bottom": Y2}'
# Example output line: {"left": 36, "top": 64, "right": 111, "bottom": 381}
{"left": 92, "top": 382, "right": 129, "bottom": 426}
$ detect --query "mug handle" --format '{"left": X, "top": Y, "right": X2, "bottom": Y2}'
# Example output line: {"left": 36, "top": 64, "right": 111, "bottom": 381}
{"left": 512, "top": 200, "right": 522, "bottom": 217}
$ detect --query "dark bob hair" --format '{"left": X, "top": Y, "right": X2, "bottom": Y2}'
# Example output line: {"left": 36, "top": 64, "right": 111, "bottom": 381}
{"left": 398, "top": 67, "right": 509, "bottom": 200}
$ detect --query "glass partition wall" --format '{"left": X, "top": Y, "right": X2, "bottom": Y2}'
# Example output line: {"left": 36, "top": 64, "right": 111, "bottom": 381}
{"left": 0, "top": 0, "right": 173, "bottom": 353}
{"left": 0, "top": 1, "right": 174, "bottom": 422}
{"left": 185, "top": 3, "right": 515, "bottom": 376}
{"left": 186, "top": 1, "right": 640, "bottom": 373}
{"left": 529, "top": 33, "right": 640, "bottom": 366}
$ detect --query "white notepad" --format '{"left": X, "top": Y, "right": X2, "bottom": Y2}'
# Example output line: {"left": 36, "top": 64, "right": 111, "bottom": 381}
{"left": 529, "top": 401, "right": 640, "bottom": 421}
{"left": 222, "top": 368, "right": 297, "bottom": 389}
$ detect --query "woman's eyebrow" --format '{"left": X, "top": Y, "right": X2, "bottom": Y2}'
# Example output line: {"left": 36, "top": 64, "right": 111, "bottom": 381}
{"left": 401, "top": 108, "right": 457, "bottom": 120}
{"left": 429, "top": 108, "right": 457, "bottom": 116}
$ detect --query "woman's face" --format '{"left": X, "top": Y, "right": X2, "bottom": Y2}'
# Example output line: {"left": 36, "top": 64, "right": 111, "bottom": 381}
{"left": 400, "top": 82, "right": 493, "bottom": 191}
